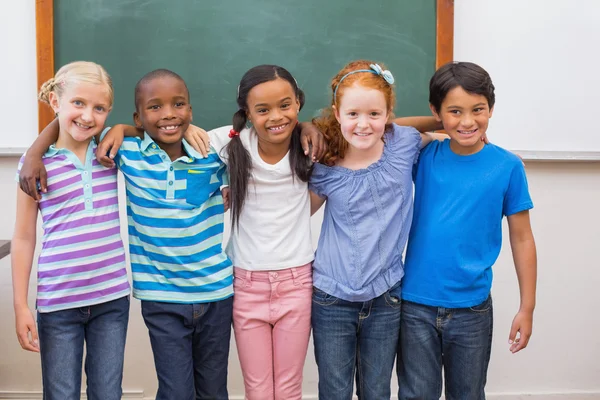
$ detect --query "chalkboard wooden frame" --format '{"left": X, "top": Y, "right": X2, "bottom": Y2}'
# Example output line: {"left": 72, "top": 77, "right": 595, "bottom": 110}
{"left": 35, "top": 0, "right": 454, "bottom": 133}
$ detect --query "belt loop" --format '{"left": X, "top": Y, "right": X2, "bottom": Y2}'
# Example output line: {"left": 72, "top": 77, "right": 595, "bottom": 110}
{"left": 245, "top": 270, "right": 252, "bottom": 288}
{"left": 291, "top": 267, "right": 300, "bottom": 286}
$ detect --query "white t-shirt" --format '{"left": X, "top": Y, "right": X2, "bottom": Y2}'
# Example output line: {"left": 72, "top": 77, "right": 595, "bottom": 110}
{"left": 209, "top": 126, "right": 314, "bottom": 271}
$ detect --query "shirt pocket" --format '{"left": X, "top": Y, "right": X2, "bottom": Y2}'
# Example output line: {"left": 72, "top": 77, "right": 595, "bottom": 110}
{"left": 186, "top": 170, "right": 213, "bottom": 207}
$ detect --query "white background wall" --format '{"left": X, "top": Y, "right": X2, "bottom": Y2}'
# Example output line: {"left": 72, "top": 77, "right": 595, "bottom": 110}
{"left": 1, "top": 1, "right": 599, "bottom": 399}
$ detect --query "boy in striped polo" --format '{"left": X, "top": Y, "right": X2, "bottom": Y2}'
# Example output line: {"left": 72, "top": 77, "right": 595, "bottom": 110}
{"left": 20, "top": 69, "right": 233, "bottom": 400}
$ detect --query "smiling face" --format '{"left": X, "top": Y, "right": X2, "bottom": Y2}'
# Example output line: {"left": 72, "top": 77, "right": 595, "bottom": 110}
{"left": 431, "top": 85, "right": 493, "bottom": 155}
{"left": 49, "top": 82, "right": 112, "bottom": 143}
{"left": 334, "top": 84, "right": 389, "bottom": 152}
{"left": 246, "top": 78, "right": 300, "bottom": 148}
{"left": 134, "top": 75, "right": 192, "bottom": 150}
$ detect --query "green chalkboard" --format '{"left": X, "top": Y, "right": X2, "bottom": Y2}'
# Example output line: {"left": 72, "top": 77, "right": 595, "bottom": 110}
{"left": 54, "top": 0, "right": 437, "bottom": 130}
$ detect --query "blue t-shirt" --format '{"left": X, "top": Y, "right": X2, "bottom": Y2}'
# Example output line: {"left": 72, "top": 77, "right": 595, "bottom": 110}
{"left": 402, "top": 140, "right": 533, "bottom": 308}
{"left": 310, "top": 124, "right": 421, "bottom": 302}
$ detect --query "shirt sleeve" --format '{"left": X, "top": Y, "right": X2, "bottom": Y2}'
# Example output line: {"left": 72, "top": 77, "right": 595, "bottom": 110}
{"left": 503, "top": 161, "right": 534, "bottom": 216}
{"left": 14, "top": 154, "right": 26, "bottom": 183}
{"left": 309, "top": 163, "right": 333, "bottom": 198}
{"left": 208, "top": 126, "right": 233, "bottom": 164}
{"left": 99, "top": 126, "right": 112, "bottom": 142}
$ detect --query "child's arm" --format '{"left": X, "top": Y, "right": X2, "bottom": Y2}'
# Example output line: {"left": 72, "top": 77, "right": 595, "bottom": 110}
{"left": 96, "top": 124, "right": 211, "bottom": 167}
{"left": 19, "top": 118, "right": 60, "bottom": 200}
{"left": 221, "top": 187, "right": 230, "bottom": 212}
{"left": 299, "top": 122, "right": 327, "bottom": 162}
{"left": 393, "top": 116, "right": 443, "bottom": 133}
{"left": 11, "top": 188, "right": 40, "bottom": 352}
{"left": 310, "top": 190, "right": 326, "bottom": 215}
{"left": 506, "top": 210, "right": 537, "bottom": 353}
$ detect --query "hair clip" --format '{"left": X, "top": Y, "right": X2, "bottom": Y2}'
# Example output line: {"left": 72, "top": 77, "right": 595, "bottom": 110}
{"left": 369, "top": 64, "right": 395, "bottom": 85}
{"left": 229, "top": 129, "right": 240, "bottom": 138}
{"left": 333, "top": 63, "right": 395, "bottom": 100}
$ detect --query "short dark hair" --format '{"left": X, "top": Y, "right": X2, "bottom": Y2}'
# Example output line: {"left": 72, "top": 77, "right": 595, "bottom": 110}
{"left": 429, "top": 62, "right": 495, "bottom": 113}
{"left": 134, "top": 69, "right": 189, "bottom": 110}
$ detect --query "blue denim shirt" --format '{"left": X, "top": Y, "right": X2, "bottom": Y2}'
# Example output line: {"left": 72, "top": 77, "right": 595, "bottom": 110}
{"left": 309, "top": 124, "right": 421, "bottom": 302}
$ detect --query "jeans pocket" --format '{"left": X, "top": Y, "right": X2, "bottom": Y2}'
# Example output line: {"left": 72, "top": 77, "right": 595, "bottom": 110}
{"left": 384, "top": 286, "right": 402, "bottom": 309}
{"left": 312, "top": 287, "right": 339, "bottom": 306}
{"left": 469, "top": 295, "right": 492, "bottom": 313}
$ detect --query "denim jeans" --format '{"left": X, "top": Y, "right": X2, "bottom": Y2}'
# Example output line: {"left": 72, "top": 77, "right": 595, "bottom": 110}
{"left": 311, "top": 283, "right": 402, "bottom": 400}
{"left": 141, "top": 297, "right": 233, "bottom": 400}
{"left": 37, "top": 295, "right": 130, "bottom": 400}
{"left": 397, "top": 296, "right": 493, "bottom": 400}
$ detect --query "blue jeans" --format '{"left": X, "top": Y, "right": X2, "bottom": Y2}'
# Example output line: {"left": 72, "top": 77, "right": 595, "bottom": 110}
{"left": 37, "top": 295, "right": 130, "bottom": 400}
{"left": 397, "top": 296, "right": 493, "bottom": 400}
{"left": 312, "top": 283, "right": 402, "bottom": 400}
{"left": 141, "top": 297, "right": 233, "bottom": 400}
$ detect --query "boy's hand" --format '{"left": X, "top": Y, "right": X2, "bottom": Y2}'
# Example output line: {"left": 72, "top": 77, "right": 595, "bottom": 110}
{"left": 15, "top": 306, "right": 39, "bottom": 352}
{"left": 97, "top": 126, "right": 126, "bottom": 168}
{"left": 221, "top": 187, "right": 230, "bottom": 212}
{"left": 299, "top": 123, "right": 327, "bottom": 162}
{"left": 508, "top": 309, "right": 533, "bottom": 353}
{"left": 19, "top": 155, "right": 48, "bottom": 201}
{"left": 184, "top": 125, "right": 210, "bottom": 158}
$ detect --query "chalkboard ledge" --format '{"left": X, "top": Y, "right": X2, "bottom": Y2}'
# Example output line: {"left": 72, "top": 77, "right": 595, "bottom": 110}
{"left": 0, "top": 148, "right": 27, "bottom": 157}
{"left": 515, "top": 151, "right": 600, "bottom": 162}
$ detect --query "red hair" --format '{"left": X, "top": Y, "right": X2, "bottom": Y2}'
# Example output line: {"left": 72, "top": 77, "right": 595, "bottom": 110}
{"left": 314, "top": 60, "right": 396, "bottom": 166}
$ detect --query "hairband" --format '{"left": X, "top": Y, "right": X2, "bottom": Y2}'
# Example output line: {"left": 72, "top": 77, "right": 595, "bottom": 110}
{"left": 229, "top": 129, "right": 240, "bottom": 138}
{"left": 333, "top": 63, "right": 395, "bottom": 100}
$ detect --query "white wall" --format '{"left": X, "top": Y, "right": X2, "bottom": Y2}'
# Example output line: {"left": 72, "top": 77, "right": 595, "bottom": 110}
{"left": 1, "top": 1, "right": 599, "bottom": 399}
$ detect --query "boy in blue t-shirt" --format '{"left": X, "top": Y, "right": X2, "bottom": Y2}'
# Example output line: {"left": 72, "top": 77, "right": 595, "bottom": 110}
{"left": 398, "top": 62, "right": 537, "bottom": 400}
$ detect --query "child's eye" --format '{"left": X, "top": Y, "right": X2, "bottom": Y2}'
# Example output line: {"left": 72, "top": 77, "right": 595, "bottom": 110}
{"left": 73, "top": 100, "right": 83, "bottom": 106}
{"left": 370, "top": 112, "right": 380, "bottom": 117}
{"left": 281, "top": 103, "right": 290, "bottom": 109}
{"left": 95, "top": 106, "right": 106, "bottom": 112}
{"left": 148, "top": 105, "right": 160, "bottom": 110}
{"left": 473, "top": 107, "right": 484, "bottom": 113}
{"left": 175, "top": 102, "right": 185, "bottom": 107}
{"left": 257, "top": 108, "right": 268, "bottom": 114}
{"left": 348, "top": 112, "right": 357, "bottom": 117}
{"left": 449, "top": 110, "right": 460, "bottom": 115}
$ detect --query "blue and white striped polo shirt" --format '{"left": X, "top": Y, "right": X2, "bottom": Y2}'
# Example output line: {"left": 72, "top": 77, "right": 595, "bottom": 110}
{"left": 110, "top": 131, "right": 232, "bottom": 303}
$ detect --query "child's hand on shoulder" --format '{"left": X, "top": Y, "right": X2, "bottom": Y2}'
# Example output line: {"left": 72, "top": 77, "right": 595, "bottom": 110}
{"left": 184, "top": 125, "right": 210, "bottom": 158}
{"left": 508, "top": 309, "right": 533, "bottom": 353}
{"left": 14, "top": 306, "right": 39, "bottom": 352}
{"left": 97, "top": 125, "right": 127, "bottom": 168}
{"left": 19, "top": 155, "right": 47, "bottom": 201}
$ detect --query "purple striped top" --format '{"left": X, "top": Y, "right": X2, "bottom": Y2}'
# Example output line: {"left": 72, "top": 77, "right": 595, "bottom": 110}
{"left": 16, "top": 141, "right": 130, "bottom": 312}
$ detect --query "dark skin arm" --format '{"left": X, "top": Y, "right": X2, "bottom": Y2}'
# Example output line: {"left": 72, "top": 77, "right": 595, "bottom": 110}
{"left": 18, "top": 121, "right": 143, "bottom": 200}
{"left": 299, "top": 122, "right": 326, "bottom": 162}
{"left": 19, "top": 118, "right": 60, "bottom": 200}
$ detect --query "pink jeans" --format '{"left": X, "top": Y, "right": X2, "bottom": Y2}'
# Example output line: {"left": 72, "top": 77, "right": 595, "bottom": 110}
{"left": 233, "top": 263, "right": 313, "bottom": 400}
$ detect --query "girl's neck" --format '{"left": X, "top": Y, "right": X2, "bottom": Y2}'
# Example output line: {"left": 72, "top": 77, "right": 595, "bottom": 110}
{"left": 257, "top": 136, "right": 291, "bottom": 165}
{"left": 55, "top": 130, "right": 93, "bottom": 164}
{"left": 337, "top": 139, "right": 385, "bottom": 170}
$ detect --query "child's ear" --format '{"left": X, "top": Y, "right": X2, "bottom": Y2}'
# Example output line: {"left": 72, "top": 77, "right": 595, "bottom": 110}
{"left": 189, "top": 105, "right": 193, "bottom": 122}
{"left": 489, "top": 106, "right": 494, "bottom": 118}
{"left": 333, "top": 105, "right": 341, "bottom": 124}
{"left": 48, "top": 92, "right": 60, "bottom": 114}
{"left": 429, "top": 104, "right": 442, "bottom": 122}
{"left": 133, "top": 112, "right": 143, "bottom": 128}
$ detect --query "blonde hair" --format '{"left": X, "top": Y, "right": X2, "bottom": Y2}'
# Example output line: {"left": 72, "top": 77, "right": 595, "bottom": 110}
{"left": 314, "top": 60, "right": 396, "bottom": 166}
{"left": 38, "top": 61, "right": 113, "bottom": 106}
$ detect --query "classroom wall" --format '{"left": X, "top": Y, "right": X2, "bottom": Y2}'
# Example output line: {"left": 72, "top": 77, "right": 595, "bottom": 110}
{"left": 1, "top": 1, "right": 599, "bottom": 399}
